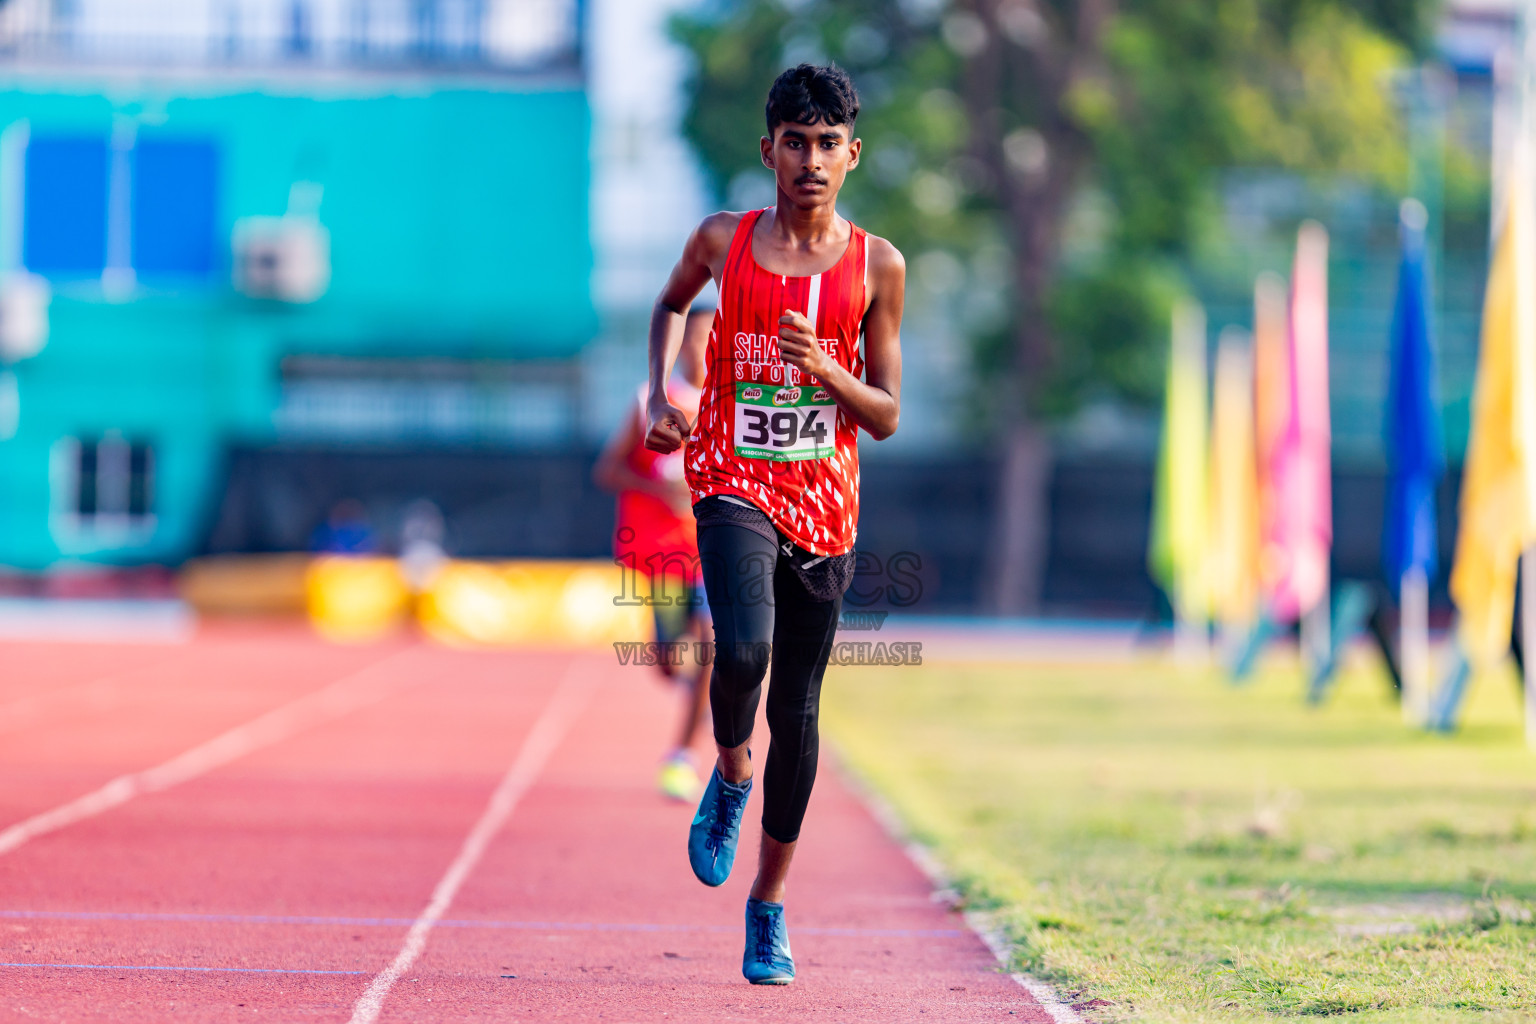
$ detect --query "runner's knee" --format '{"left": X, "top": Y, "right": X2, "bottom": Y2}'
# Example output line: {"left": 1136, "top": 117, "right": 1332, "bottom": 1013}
{"left": 713, "top": 640, "right": 771, "bottom": 692}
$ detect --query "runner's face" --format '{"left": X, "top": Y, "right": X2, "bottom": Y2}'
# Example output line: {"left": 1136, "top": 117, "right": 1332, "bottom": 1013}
{"left": 760, "top": 121, "right": 860, "bottom": 209}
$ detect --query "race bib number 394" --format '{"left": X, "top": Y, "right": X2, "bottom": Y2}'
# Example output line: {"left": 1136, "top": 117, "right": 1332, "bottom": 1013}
{"left": 733, "top": 383, "right": 835, "bottom": 461}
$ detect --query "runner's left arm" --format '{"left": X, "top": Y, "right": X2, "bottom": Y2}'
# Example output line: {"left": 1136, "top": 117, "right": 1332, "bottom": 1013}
{"left": 777, "top": 236, "right": 904, "bottom": 440}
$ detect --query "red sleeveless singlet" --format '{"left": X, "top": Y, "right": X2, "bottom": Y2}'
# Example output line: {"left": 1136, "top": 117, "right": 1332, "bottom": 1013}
{"left": 685, "top": 209, "right": 868, "bottom": 557}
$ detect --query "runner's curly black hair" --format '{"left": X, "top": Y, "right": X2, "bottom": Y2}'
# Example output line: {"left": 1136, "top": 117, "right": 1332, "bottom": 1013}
{"left": 765, "top": 64, "right": 859, "bottom": 135}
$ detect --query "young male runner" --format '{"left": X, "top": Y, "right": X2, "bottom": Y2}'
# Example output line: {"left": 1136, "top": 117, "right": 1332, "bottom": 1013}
{"left": 593, "top": 309, "right": 713, "bottom": 801}
{"left": 644, "top": 64, "right": 904, "bottom": 985}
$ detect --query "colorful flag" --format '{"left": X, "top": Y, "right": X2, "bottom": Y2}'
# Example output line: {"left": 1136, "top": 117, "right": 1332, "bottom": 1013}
{"left": 1253, "top": 273, "right": 1290, "bottom": 609}
{"left": 1263, "top": 223, "right": 1332, "bottom": 621}
{"left": 1210, "top": 333, "right": 1259, "bottom": 629}
{"left": 1150, "top": 299, "right": 1210, "bottom": 623}
{"left": 1209, "top": 328, "right": 1261, "bottom": 631}
{"left": 1383, "top": 200, "right": 1443, "bottom": 585}
{"left": 1449, "top": 139, "right": 1536, "bottom": 668}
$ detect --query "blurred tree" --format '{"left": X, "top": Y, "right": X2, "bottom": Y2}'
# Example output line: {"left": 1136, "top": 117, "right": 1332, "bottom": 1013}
{"left": 671, "top": 0, "right": 1436, "bottom": 613}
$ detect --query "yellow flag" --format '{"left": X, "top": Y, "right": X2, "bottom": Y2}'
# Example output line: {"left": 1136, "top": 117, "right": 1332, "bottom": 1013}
{"left": 1450, "top": 140, "right": 1536, "bottom": 667}
{"left": 1208, "top": 328, "right": 1260, "bottom": 630}
{"left": 1150, "top": 299, "right": 1210, "bottom": 622}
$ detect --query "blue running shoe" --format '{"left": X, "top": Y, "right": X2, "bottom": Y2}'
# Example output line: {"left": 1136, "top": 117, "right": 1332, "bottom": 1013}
{"left": 742, "top": 898, "right": 794, "bottom": 984}
{"left": 687, "top": 767, "right": 751, "bottom": 886}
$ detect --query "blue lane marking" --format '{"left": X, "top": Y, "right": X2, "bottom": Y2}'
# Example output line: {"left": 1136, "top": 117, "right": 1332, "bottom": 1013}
{"left": 0, "top": 908, "right": 963, "bottom": 939}
{"left": 0, "top": 961, "right": 364, "bottom": 975}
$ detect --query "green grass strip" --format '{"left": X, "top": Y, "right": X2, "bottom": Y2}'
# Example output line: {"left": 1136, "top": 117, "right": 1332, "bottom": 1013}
{"left": 822, "top": 649, "right": 1536, "bottom": 1022}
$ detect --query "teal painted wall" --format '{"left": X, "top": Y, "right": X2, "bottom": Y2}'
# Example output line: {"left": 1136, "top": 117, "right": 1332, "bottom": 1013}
{"left": 0, "top": 75, "right": 595, "bottom": 570}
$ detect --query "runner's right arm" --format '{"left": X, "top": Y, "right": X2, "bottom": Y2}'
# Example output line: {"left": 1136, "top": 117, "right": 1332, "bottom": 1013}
{"left": 645, "top": 213, "right": 741, "bottom": 454}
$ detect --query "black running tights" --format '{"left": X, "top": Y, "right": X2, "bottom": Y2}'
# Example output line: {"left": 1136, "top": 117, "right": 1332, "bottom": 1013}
{"left": 697, "top": 522, "right": 842, "bottom": 844}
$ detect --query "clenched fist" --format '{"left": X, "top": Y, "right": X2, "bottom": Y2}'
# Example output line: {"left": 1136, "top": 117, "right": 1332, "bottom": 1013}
{"left": 778, "top": 310, "right": 834, "bottom": 380}
{"left": 645, "top": 400, "right": 692, "bottom": 454}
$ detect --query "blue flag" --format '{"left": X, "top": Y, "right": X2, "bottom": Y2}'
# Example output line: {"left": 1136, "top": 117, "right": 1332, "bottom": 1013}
{"left": 1383, "top": 201, "right": 1444, "bottom": 583}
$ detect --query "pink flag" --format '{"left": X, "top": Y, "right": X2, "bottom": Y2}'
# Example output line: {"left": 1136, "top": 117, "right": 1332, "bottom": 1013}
{"left": 1262, "top": 222, "right": 1332, "bottom": 621}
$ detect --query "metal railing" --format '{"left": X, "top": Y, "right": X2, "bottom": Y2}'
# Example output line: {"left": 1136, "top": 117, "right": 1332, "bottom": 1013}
{"left": 0, "top": 0, "right": 582, "bottom": 76}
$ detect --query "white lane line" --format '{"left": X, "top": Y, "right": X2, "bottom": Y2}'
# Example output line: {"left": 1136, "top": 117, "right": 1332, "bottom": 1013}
{"left": 0, "top": 648, "right": 420, "bottom": 857}
{"left": 835, "top": 759, "right": 1087, "bottom": 1024}
{"left": 347, "top": 657, "right": 597, "bottom": 1024}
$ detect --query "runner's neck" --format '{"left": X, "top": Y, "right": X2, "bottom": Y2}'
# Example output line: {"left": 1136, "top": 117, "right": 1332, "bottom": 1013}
{"left": 755, "top": 204, "right": 851, "bottom": 278}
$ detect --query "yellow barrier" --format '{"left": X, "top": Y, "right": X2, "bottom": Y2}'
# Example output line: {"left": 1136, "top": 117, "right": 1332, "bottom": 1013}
{"left": 415, "top": 559, "right": 649, "bottom": 649}
{"left": 185, "top": 554, "right": 649, "bottom": 648}
{"left": 304, "top": 556, "right": 413, "bottom": 643}
{"left": 180, "top": 553, "right": 312, "bottom": 617}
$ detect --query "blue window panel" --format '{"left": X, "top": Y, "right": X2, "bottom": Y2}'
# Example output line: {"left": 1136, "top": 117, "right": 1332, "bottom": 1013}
{"left": 132, "top": 138, "right": 219, "bottom": 277}
{"left": 23, "top": 136, "right": 109, "bottom": 276}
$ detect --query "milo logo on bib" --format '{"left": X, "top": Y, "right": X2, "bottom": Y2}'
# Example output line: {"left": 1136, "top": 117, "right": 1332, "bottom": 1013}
{"left": 733, "top": 382, "right": 835, "bottom": 462}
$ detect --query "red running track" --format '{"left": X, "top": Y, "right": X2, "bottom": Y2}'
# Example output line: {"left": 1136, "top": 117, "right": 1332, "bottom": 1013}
{"left": 0, "top": 624, "right": 1053, "bottom": 1022}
